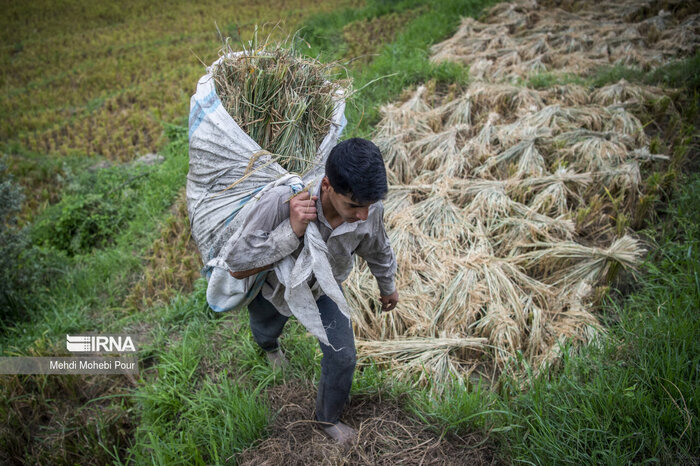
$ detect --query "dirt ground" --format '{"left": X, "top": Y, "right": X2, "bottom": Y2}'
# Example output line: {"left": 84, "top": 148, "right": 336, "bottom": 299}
{"left": 237, "top": 381, "right": 501, "bottom": 465}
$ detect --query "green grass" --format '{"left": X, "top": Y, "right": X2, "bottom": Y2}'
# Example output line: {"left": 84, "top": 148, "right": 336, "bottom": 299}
{"left": 301, "top": 0, "right": 431, "bottom": 60}
{"left": 593, "top": 51, "right": 700, "bottom": 92}
{"left": 114, "top": 277, "right": 328, "bottom": 464}
{"left": 494, "top": 174, "right": 700, "bottom": 464}
{"left": 0, "top": 127, "right": 189, "bottom": 353}
{"left": 120, "top": 290, "right": 271, "bottom": 465}
{"left": 526, "top": 51, "right": 700, "bottom": 95}
{"left": 299, "top": 0, "right": 499, "bottom": 137}
{"left": 408, "top": 377, "right": 502, "bottom": 435}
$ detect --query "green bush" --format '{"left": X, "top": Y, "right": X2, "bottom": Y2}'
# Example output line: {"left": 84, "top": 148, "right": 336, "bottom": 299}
{"left": 0, "top": 159, "right": 27, "bottom": 322}
{"left": 0, "top": 159, "right": 65, "bottom": 327}
{"left": 32, "top": 164, "right": 152, "bottom": 255}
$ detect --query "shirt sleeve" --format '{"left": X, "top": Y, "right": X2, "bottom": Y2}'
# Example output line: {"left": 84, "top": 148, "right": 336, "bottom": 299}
{"left": 355, "top": 201, "right": 398, "bottom": 296}
{"left": 223, "top": 186, "right": 301, "bottom": 273}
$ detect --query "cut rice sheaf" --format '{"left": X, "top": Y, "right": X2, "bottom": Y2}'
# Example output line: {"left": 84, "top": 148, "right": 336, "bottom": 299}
{"left": 347, "top": 0, "right": 685, "bottom": 385}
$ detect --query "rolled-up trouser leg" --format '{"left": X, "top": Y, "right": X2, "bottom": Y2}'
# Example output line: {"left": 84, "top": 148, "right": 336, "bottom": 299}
{"left": 247, "top": 292, "right": 289, "bottom": 352}
{"left": 314, "top": 294, "right": 357, "bottom": 424}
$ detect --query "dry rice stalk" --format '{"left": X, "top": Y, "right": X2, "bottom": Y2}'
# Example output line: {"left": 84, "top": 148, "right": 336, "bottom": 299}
{"left": 473, "top": 302, "right": 522, "bottom": 363}
{"left": 563, "top": 135, "right": 629, "bottom": 172}
{"left": 382, "top": 188, "right": 413, "bottom": 214}
{"left": 489, "top": 215, "right": 575, "bottom": 255}
{"left": 356, "top": 337, "right": 489, "bottom": 385}
{"left": 462, "top": 112, "right": 501, "bottom": 161}
{"left": 603, "top": 106, "right": 647, "bottom": 145}
{"left": 553, "top": 129, "right": 637, "bottom": 151}
{"left": 474, "top": 137, "right": 547, "bottom": 178}
{"left": 411, "top": 124, "right": 470, "bottom": 175}
{"left": 591, "top": 79, "right": 665, "bottom": 106}
{"left": 524, "top": 298, "right": 549, "bottom": 360}
{"left": 529, "top": 179, "right": 572, "bottom": 217}
{"left": 376, "top": 86, "right": 433, "bottom": 138}
{"left": 377, "top": 133, "right": 415, "bottom": 184}
{"left": 511, "top": 235, "right": 644, "bottom": 287}
{"left": 429, "top": 92, "right": 474, "bottom": 128}
{"left": 514, "top": 169, "right": 592, "bottom": 197}
{"left": 465, "top": 187, "right": 576, "bottom": 242}
{"left": 429, "top": 266, "right": 485, "bottom": 333}
{"left": 467, "top": 82, "right": 545, "bottom": 118}
{"left": 542, "top": 84, "right": 590, "bottom": 106}
{"left": 629, "top": 146, "right": 670, "bottom": 162}
{"left": 465, "top": 186, "right": 514, "bottom": 222}
{"left": 430, "top": 0, "right": 699, "bottom": 81}
{"left": 376, "top": 86, "right": 436, "bottom": 183}
{"left": 411, "top": 193, "right": 467, "bottom": 248}
{"left": 385, "top": 219, "right": 428, "bottom": 273}
{"left": 390, "top": 171, "right": 591, "bottom": 208}
{"left": 212, "top": 36, "right": 347, "bottom": 175}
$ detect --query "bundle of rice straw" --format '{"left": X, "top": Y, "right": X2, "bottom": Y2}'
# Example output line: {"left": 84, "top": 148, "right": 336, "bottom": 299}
{"left": 211, "top": 34, "right": 347, "bottom": 174}
{"left": 349, "top": 81, "right": 655, "bottom": 387}
{"left": 430, "top": 0, "right": 700, "bottom": 82}
{"left": 346, "top": 0, "right": 690, "bottom": 389}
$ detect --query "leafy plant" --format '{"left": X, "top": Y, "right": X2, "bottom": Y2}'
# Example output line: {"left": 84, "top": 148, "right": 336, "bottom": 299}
{"left": 0, "top": 159, "right": 64, "bottom": 327}
{"left": 32, "top": 164, "right": 152, "bottom": 255}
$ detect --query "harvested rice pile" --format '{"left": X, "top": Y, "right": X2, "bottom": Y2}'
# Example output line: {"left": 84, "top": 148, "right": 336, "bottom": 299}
{"left": 431, "top": 0, "right": 700, "bottom": 82}
{"left": 346, "top": 0, "right": 688, "bottom": 385}
{"left": 212, "top": 38, "right": 345, "bottom": 174}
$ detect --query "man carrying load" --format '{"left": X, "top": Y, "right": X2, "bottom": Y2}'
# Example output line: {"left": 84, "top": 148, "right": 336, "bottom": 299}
{"left": 225, "top": 137, "right": 399, "bottom": 445}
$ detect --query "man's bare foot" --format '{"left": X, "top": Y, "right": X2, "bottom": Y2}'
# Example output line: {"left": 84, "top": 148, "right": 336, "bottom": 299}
{"left": 266, "top": 349, "right": 288, "bottom": 369}
{"left": 321, "top": 421, "right": 357, "bottom": 445}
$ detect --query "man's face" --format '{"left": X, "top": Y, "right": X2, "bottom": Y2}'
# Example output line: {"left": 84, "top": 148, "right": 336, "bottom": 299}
{"left": 322, "top": 177, "right": 373, "bottom": 223}
{"left": 330, "top": 190, "right": 372, "bottom": 223}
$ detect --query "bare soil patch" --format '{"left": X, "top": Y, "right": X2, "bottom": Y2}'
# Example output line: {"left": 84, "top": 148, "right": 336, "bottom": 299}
{"left": 238, "top": 380, "right": 500, "bottom": 465}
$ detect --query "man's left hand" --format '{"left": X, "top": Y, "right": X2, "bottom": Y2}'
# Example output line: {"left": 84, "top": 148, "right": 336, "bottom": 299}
{"left": 380, "top": 291, "right": 399, "bottom": 312}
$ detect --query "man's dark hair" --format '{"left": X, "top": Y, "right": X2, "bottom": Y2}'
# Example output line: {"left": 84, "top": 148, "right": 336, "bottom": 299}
{"left": 325, "top": 138, "right": 388, "bottom": 204}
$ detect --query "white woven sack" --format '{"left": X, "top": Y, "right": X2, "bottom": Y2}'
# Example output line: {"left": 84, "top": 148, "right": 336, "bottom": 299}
{"left": 186, "top": 53, "right": 349, "bottom": 346}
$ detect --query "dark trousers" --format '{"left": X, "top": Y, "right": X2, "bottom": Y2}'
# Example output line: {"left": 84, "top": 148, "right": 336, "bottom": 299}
{"left": 247, "top": 292, "right": 357, "bottom": 424}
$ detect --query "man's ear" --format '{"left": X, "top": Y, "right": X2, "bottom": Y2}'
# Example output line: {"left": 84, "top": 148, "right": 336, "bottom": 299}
{"left": 321, "top": 176, "right": 332, "bottom": 192}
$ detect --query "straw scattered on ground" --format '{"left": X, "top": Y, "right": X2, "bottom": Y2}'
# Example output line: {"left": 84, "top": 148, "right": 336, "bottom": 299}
{"left": 236, "top": 381, "right": 500, "bottom": 466}
{"left": 430, "top": 0, "right": 700, "bottom": 82}
{"left": 125, "top": 189, "right": 201, "bottom": 312}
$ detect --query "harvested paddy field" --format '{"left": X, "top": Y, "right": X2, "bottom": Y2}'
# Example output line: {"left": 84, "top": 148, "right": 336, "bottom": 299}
{"left": 346, "top": 0, "right": 696, "bottom": 384}
{"left": 0, "top": 0, "right": 358, "bottom": 161}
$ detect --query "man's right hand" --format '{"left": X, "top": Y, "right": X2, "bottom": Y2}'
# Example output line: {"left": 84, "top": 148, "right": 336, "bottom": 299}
{"left": 289, "top": 191, "right": 318, "bottom": 237}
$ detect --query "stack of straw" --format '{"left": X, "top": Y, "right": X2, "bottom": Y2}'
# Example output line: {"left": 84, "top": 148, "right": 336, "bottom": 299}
{"left": 212, "top": 35, "right": 346, "bottom": 175}
{"left": 351, "top": 80, "right": 662, "bottom": 386}
{"left": 347, "top": 0, "right": 688, "bottom": 387}
{"left": 430, "top": 0, "right": 699, "bottom": 82}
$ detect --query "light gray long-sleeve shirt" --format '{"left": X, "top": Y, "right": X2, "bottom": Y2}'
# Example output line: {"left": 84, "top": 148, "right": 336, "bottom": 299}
{"left": 223, "top": 180, "right": 397, "bottom": 317}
